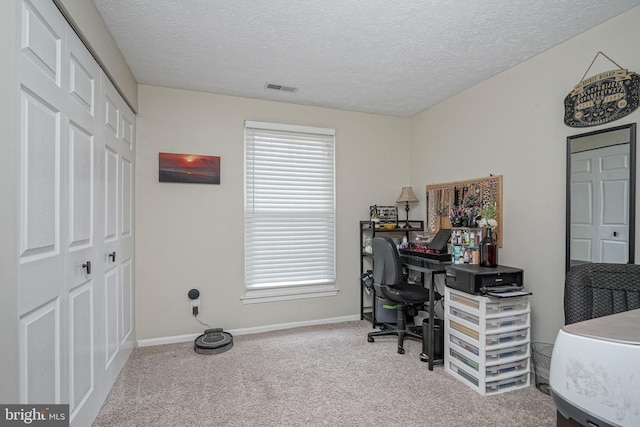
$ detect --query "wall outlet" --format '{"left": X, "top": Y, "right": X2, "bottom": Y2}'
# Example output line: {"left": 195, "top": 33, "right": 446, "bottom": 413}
{"left": 191, "top": 298, "right": 200, "bottom": 316}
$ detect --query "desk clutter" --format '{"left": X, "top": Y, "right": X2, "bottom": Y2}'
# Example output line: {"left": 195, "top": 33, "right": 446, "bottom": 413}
{"left": 390, "top": 226, "right": 499, "bottom": 267}
{"left": 398, "top": 227, "right": 451, "bottom": 261}
{"left": 359, "top": 204, "right": 534, "bottom": 395}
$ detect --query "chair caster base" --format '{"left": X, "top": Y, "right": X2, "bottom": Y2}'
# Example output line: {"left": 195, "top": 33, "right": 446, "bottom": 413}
{"left": 397, "top": 347, "right": 405, "bottom": 354}
{"left": 367, "top": 336, "right": 374, "bottom": 343}
{"left": 420, "top": 352, "right": 428, "bottom": 362}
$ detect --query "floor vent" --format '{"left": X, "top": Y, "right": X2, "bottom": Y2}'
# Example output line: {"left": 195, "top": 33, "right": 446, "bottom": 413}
{"left": 265, "top": 83, "right": 298, "bottom": 93}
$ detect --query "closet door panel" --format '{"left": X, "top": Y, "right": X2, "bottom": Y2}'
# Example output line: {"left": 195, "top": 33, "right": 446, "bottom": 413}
{"left": 69, "top": 55, "right": 95, "bottom": 116}
{"left": 104, "top": 148, "right": 119, "bottom": 242}
{"left": 68, "top": 124, "right": 93, "bottom": 247}
{"left": 69, "top": 282, "right": 94, "bottom": 414}
{"left": 121, "top": 157, "right": 132, "bottom": 238}
{"left": 20, "top": 299, "right": 61, "bottom": 404}
{"left": 104, "top": 267, "right": 119, "bottom": 367}
{"left": 20, "top": 0, "right": 64, "bottom": 89}
{"left": 121, "top": 259, "right": 133, "bottom": 342}
{"left": 122, "top": 113, "right": 134, "bottom": 150}
{"left": 17, "top": 89, "right": 64, "bottom": 314}
{"left": 103, "top": 93, "right": 120, "bottom": 140}
{"left": 18, "top": 90, "right": 60, "bottom": 262}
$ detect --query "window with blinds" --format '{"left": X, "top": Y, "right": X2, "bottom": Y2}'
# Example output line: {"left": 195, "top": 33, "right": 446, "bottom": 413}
{"left": 243, "top": 121, "right": 337, "bottom": 303}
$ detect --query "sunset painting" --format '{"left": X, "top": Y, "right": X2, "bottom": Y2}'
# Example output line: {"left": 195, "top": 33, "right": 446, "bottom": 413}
{"left": 159, "top": 152, "right": 220, "bottom": 184}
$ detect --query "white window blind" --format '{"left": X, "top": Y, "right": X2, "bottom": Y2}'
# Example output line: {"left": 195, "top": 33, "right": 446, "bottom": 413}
{"left": 244, "top": 121, "right": 336, "bottom": 299}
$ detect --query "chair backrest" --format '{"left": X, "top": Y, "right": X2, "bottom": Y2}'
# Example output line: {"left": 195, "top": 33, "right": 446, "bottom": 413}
{"left": 372, "top": 236, "right": 403, "bottom": 286}
{"left": 564, "top": 263, "right": 640, "bottom": 325}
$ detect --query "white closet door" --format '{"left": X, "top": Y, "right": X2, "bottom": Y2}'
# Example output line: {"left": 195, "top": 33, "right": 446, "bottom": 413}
{"left": 118, "top": 92, "right": 135, "bottom": 354}
{"left": 18, "top": 0, "right": 68, "bottom": 405}
{"left": 64, "top": 26, "right": 104, "bottom": 427}
{"left": 17, "top": 1, "right": 134, "bottom": 425}
{"left": 570, "top": 143, "right": 630, "bottom": 263}
{"left": 100, "top": 72, "right": 135, "bottom": 392}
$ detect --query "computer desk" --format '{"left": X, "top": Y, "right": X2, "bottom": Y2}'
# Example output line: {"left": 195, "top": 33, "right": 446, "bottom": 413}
{"left": 399, "top": 254, "right": 450, "bottom": 370}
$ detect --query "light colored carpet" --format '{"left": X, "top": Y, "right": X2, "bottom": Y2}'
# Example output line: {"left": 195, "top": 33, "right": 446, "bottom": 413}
{"left": 93, "top": 321, "right": 556, "bottom": 426}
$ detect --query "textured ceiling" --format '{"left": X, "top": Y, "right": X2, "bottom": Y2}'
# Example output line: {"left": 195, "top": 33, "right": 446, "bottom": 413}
{"left": 93, "top": 0, "right": 640, "bottom": 117}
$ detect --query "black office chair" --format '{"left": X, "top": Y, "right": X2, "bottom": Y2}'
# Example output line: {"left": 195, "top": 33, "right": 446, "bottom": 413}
{"left": 564, "top": 262, "right": 640, "bottom": 325}
{"left": 367, "top": 236, "right": 438, "bottom": 354}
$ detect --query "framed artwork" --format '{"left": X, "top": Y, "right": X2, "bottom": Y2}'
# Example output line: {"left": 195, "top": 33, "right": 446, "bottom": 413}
{"left": 159, "top": 152, "right": 220, "bottom": 184}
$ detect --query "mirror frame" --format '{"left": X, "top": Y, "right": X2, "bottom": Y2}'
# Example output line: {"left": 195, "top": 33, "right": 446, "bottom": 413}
{"left": 566, "top": 123, "right": 636, "bottom": 272}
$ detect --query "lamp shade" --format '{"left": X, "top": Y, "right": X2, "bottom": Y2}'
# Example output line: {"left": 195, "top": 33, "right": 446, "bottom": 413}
{"left": 396, "top": 186, "right": 419, "bottom": 203}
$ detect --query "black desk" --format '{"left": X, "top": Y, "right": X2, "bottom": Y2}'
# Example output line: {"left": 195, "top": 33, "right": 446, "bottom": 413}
{"left": 399, "top": 254, "right": 450, "bottom": 370}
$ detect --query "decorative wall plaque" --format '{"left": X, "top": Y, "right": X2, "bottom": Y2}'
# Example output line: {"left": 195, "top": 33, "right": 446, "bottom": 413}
{"left": 564, "top": 52, "right": 640, "bottom": 128}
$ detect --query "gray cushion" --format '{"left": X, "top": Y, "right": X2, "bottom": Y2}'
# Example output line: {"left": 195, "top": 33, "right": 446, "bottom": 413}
{"left": 564, "top": 263, "right": 640, "bottom": 325}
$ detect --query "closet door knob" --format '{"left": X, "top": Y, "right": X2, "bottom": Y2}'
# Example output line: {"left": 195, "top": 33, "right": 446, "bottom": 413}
{"left": 109, "top": 251, "right": 116, "bottom": 262}
{"left": 82, "top": 261, "right": 92, "bottom": 275}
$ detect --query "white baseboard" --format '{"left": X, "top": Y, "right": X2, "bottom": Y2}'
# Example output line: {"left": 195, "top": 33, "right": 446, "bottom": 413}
{"left": 136, "top": 314, "right": 361, "bottom": 348}
{"left": 137, "top": 332, "right": 202, "bottom": 347}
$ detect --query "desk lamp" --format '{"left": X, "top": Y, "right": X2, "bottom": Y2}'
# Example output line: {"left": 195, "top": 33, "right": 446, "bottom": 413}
{"left": 396, "top": 186, "right": 419, "bottom": 228}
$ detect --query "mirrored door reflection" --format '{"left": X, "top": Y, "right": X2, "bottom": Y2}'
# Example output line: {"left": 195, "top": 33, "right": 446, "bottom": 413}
{"left": 566, "top": 123, "right": 636, "bottom": 272}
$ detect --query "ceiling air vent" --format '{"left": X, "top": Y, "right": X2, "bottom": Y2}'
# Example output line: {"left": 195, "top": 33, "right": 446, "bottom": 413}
{"left": 265, "top": 83, "right": 298, "bottom": 93}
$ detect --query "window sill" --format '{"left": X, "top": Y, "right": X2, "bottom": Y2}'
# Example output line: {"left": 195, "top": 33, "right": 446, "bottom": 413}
{"left": 241, "top": 284, "right": 339, "bottom": 304}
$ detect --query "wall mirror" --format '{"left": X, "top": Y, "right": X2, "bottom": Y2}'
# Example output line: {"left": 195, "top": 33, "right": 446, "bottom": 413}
{"left": 566, "top": 123, "right": 636, "bottom": 272}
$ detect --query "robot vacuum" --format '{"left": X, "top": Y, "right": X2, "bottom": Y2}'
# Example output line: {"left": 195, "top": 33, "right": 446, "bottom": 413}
{"left": 194, "top": 328, "right": 233, "bottom": 355}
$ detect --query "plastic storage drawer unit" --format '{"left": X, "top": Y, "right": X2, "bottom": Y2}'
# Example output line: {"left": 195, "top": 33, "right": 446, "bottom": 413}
{"left": 444, "top": 287, "right": 531, "bottom": 395}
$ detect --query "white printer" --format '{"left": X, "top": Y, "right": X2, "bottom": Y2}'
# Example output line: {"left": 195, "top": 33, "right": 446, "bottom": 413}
{"left": 550, "top": 309, "right": 640, "bottom": 427}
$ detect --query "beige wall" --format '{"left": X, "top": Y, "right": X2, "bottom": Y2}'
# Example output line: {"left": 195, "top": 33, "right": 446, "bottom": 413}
{"left": 55, "top": 0, "right": 138, "bottom": 111}
{"left": 409, "top": 6, "right": 640, "bottom": 343}
{"left": 136, "top": 7, "right": 640, "bottom": 343}
{"left": 0, "top": 0, "right": 19, "bottom": 403}
{"left": 135, "top": 85, "right": 410, "bottom": 341}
